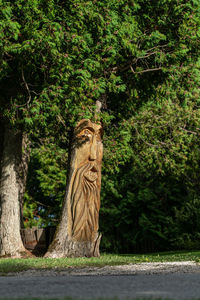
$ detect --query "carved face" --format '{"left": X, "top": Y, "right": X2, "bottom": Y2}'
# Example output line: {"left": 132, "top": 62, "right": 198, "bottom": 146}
{"left": 69, "top": 120, "right": 103, "bottom": 242}
{"left": 74, "top": 120, "right": 103, "bottom": 183}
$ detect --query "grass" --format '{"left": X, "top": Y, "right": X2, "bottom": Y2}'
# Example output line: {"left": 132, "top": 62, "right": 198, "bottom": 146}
{"left": 0, "top": 250, "right": 200, "bottom": 274}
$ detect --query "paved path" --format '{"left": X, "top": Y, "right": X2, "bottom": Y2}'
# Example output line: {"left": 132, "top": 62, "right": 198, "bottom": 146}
{"left": 1, "top": 263, "right": 200, "bottom": 299}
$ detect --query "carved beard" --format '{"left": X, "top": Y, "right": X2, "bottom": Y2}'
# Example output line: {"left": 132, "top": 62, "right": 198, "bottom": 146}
{"left": 71, "top": 163, "right": 100, "bottom": 242}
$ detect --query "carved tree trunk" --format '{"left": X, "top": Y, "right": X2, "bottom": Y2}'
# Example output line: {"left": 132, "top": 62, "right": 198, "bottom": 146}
{"left": 0, "top": 122, "right": 30, "bottom": 257}
{"left": 45, "top": 119, "right": 103, "bottom": 258}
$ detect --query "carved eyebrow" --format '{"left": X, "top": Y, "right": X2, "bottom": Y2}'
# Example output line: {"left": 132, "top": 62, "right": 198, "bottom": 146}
{"left": 83, "top": 127, "right": 94, "bottom": 133}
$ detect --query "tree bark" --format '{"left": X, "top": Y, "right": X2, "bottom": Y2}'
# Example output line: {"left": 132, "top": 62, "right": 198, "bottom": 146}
{"left": 18, "top": 134, "right": 31, "bottom": 229}
{"left": 0, "top": 122, "right": 30, "bottom": 257}
{"left": 45, "top": 119, "right": 103, "bottom": 258}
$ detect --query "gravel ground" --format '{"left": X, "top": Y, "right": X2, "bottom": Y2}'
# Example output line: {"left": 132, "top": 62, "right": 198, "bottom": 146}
{"left": 1, "top": 262, "right": 200, "bottom": 299}
{"left": 6, "top": 261, "right": 200, "bottom": 276}
{"left": 1, "top": 263, "right": 200, "bottom": 299}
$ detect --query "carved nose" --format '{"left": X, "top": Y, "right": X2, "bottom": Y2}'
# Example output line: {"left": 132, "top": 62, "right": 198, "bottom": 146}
{"left": 89, "top": 136, "right": 97, "bottom": 161}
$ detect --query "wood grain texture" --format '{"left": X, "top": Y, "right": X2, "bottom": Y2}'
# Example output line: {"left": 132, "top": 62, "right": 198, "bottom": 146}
{"left": 45, "top": 119, "right": 103, "bottom": 257}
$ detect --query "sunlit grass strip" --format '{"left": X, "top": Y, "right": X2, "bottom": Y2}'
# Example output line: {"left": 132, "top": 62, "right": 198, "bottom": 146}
{"left": 0, "top": 251, "right": 200, "bottom": 274}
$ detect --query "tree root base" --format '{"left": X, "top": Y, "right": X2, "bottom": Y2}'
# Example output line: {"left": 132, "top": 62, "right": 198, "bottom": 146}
{"left": 45, "top": 234, "right": 102, "bottom": 258}
{"left": 0, "top": 249, "right": 34, "bottom": 259}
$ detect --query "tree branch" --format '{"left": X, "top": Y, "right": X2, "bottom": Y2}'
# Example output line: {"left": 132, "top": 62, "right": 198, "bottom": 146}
{"left": 22, "top": 68, "right": 31, "bottom": 107}
{"left": 130, "top": 66, "right": 162, "bottom": 74}
{"left": 179, "top": 127, "right": 198, "bottom": 135}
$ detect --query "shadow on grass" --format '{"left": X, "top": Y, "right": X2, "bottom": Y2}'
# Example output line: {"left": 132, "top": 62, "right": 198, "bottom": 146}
{"left": 0, "top": 260, "right": 32, "bottom": 274}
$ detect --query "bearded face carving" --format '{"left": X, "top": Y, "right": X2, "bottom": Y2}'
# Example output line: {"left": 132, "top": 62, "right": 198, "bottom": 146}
{"left": 69, "top": 120, "right": 103, "bottom": 242}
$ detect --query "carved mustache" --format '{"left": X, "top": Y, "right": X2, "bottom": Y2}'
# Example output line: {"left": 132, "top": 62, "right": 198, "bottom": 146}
{"left": 84, "top": 163, "right": 99, "bottom": 182}
{"left": 89, "top": 164, "right": 98, "bottom": 173}
{"left": 72, "top": 163, "right": 99, "bottom": 190}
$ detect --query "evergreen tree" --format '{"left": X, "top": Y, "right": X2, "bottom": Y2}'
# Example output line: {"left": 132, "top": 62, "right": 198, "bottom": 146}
{"left": 0, "top": 0, "right": 200, "bottom": 255}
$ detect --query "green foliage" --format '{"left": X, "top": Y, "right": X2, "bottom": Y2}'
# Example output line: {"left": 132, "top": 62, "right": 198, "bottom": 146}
{"left": 23, "top": 194, "right": 43, "bottom": 228}
{"left": 1, "top": 0, "right": 200, "bottom": 252}
{"left": 25, "top": 140, "right": 67, "bottom": 227}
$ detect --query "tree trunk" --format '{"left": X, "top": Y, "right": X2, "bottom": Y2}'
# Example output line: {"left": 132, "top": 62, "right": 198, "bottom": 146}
{"left": 18, "top": 134, "right": 31, "bottom": 229}
{"left": 0, "top": 122, "right": 30, "bottom": 257}
{"left": 45, "top": 119, "right": 103, "bottom": 258}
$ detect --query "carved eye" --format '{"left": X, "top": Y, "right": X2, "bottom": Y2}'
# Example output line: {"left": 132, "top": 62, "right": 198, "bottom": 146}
{"left": 84, "top": 130, "right": 91, "bottom": 136}
{"left": 79, "top": 129, "right": 93, "bottom": 140}
{"left": 96, "top": 131, "right": 101, "bottom": 141}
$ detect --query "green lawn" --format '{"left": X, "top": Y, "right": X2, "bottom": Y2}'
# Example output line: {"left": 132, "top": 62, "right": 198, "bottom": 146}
{"left": 0, "top": 250, "right": 200, "bottom": 274}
